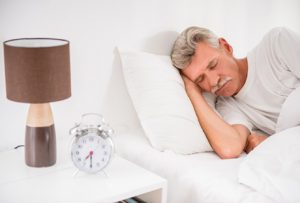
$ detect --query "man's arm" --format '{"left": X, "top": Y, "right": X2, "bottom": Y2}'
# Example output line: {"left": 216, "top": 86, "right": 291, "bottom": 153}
{"left": 182, "top": 76, "right": 250, "bottom": 159}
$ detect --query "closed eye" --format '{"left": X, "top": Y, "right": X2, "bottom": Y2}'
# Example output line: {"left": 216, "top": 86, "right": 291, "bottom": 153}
{"left": 195, "top": 58, "right": 218, "bottom": 84}
{"left": 209, "top": 60, "right": 218, "bottom": 70}
{"left": 196, "top": 75, "right": 204, "bottom": 84}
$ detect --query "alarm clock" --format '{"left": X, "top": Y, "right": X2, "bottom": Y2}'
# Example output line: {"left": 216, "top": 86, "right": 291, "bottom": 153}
{"left": 69, "top": 113, "right": 114, "bottom": 174}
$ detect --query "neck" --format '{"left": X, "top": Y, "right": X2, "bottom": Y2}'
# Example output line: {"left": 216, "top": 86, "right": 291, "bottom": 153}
{"left": 236, "top": 57, "right": 248, "bottom": 93}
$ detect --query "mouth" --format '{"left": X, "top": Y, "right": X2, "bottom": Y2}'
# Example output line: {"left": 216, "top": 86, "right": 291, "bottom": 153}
{"left": 211, "top": 77, "right": 232, "bottom": 95}
{"left": 215, "top": 82, "right": 230, "bottom": 95}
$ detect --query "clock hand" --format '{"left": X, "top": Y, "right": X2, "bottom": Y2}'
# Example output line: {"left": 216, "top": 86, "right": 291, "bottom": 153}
{"left": 85, "top": 150, "right": 94, "bottom": 160}
{"left": 86, "top": 151, "right": 93, "bottom": 168}
{"left": 90, "top": 154, "right": 93, "bottom": 168}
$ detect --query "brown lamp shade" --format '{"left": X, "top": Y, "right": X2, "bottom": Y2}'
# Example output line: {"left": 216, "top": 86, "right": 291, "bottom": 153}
{"left": 4, "top": 38, "right": 71, "bottom": 103}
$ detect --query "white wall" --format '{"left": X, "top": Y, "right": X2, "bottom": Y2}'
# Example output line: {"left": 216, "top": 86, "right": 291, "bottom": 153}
{"left": 0, "top": 0, "right": 299, "bottom": 150}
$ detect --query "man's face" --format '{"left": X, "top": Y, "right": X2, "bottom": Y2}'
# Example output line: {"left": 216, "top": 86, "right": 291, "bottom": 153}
{"left": 182, "top": 39, "right": 242, "bottom": 97}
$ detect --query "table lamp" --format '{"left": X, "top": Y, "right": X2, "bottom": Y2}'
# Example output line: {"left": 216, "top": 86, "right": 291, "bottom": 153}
{"left": 3, "top": 38, "right": 71, "bottom": 167}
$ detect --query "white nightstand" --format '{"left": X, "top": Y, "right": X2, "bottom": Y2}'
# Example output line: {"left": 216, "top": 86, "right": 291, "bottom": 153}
{"left": 0, "top": 137, "right": 167, "bottom": 203}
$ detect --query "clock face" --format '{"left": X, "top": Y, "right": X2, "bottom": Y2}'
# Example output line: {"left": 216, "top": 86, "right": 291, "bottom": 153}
{"left": 71, "top": 132, "right": 113, "bottom": 173}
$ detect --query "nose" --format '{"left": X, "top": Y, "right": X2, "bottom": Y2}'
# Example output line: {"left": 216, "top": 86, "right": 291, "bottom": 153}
{"left": 207, "top": 71, "right": 220, "bottom": 90}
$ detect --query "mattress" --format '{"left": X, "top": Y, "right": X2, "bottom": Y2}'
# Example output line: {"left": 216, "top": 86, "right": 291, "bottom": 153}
{"left": 113, "top": 127, "right": 274, "bottom": 203}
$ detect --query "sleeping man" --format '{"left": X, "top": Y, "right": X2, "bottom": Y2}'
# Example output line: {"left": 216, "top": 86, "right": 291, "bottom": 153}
{"left": 171, "top": 27, "right": 300, "bottom": 159}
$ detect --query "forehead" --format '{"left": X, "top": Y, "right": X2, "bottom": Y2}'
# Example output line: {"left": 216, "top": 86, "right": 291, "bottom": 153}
{"left": 182, "top": 42, "right": 219, "bottom": 79}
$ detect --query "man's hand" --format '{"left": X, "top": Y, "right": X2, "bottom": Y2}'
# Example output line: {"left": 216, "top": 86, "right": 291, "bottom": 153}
{"left": 245, "top": 132, "right": 268, "bottom": 153}
{"left": 181, "top": 75, "right": 202, "bottom": 95}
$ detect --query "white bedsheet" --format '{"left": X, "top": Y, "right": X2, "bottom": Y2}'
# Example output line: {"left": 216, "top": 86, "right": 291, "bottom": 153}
{"left": 114, "top": 128, "right": 274, "bottom": 203}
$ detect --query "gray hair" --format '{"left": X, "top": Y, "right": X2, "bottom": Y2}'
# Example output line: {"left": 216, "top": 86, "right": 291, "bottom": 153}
{"left": 171, "top": 26, "right": 219, "bottom": 69}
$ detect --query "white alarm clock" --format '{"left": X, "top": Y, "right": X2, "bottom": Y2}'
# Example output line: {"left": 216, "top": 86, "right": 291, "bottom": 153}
{"left": 69, "top": 113, "right": 114, "bottom": 174}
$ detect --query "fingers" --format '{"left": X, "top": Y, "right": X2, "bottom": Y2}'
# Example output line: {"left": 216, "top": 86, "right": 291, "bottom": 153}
{"left": 245, "top": 134, "right": 258, "bottom": 153}
{"left": 180, "top": 75, "right": 202, "bottom": 94}
{"left": 245, "top": 133, "right": 268, "bottom": 153}
{"left": 181, "top": 74, "right": 193, "bottom": 84}
{"left": 245, "top": 143, "right": 253, "bottom": 154}
{"left": 248, "top": 134, "right": 260, "bottom": 146}
{"left": 245, "top": 138, "right": 256, "bottom": 153}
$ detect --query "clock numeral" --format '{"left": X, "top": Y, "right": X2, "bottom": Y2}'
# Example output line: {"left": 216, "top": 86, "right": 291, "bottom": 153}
{"left": 77, "top": 144, "right": 82, "bottom": 148}
{"left": 76, "top": 151, "right": 80, "bottom": 155}
{"left": 77, "top": 158, "right": 82, "bottom": 162}
{"left": 82, "top": 139, "right": 86, "bottom": 144}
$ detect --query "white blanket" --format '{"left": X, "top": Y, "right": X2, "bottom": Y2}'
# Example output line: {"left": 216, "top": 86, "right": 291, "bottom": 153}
{"left": 238, "top": 126, "right": 300, "bottom": 203}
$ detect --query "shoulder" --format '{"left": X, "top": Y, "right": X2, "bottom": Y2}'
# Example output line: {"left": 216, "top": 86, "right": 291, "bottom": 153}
{"left": 262, "top": 27, "right": 299, "bottom": 45}
{"left": 255, "top": 27, "right": 300, "bottom": 60}
{"left": 265, "top": 27, "right": 290, "bottom": 37}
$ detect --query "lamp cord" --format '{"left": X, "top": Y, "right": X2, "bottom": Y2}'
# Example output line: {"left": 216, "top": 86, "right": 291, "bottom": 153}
{"left": 14, "top": 145, "right": 24, "bottom": 149}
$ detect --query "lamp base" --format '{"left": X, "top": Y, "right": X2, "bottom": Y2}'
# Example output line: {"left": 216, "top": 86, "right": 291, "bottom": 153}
{"left": 25, "top": 103, "right": 56, "bottom": 167}
{"left": 25, "top": 125, "right": 56, "bottom": 167}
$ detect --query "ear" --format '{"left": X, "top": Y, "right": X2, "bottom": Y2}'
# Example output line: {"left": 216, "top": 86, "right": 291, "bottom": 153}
{"left": 218, "top": 38, "right": 233, "bottom": 55}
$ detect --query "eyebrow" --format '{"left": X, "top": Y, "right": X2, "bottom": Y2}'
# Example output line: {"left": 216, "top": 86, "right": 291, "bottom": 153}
{"left": 194, "top": 58, "right": 217, "bottom": 83}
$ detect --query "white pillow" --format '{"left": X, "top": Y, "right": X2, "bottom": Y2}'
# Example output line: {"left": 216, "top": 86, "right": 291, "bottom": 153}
{"left": 276, "top": 86, "right": 300, "bottom": 133}
{"left": 118, "top": 49, "right": 213, "bottom": 154}
{"left": 238, "top": 126, "right": 300, "bottom": 202}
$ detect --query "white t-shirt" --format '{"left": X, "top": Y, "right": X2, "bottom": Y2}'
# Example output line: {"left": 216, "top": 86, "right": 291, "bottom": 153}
{"left": 216, "top": 27, "right": 300, "bottom": 135}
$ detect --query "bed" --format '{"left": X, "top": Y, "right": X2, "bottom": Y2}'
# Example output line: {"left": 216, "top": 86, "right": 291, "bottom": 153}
{"left": 102, "top": 44, "right": 300, "bottom": 203}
